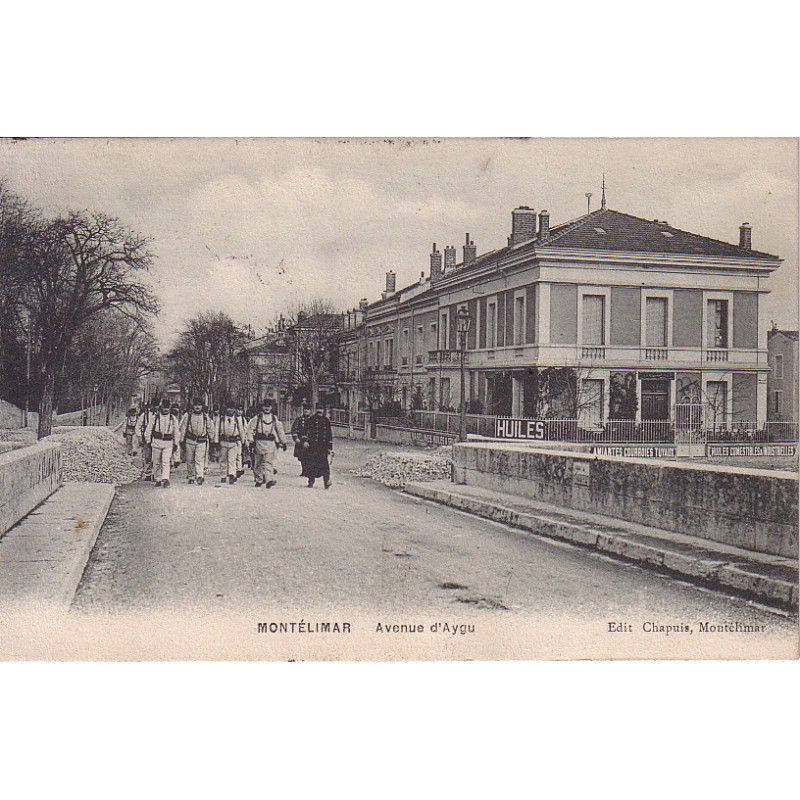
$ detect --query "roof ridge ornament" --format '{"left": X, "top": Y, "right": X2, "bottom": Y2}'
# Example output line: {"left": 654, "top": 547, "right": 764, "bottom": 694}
{"left": 601, "top": 173, "right": 607, "bottom": 210}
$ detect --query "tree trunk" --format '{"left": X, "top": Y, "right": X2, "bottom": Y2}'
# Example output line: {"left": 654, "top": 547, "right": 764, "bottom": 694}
{"left": 37, "top": 370, "right": 55, "bottom": 439}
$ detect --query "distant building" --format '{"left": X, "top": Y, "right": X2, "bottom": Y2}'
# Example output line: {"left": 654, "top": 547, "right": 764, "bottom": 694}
{"left": 337, "top": 201, "right": 781, "bottom": 426}
{"left": 238, "top": 325, "right": 293, "bottom": 410}
{"left": 238, "top": 312, "right": 343, "bottom": 413}
{"left": 767, "top": 327, "right": 798, "bottom": 420}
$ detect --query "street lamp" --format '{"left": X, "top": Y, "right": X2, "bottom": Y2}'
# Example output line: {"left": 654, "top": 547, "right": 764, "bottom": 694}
{"left": 456, "top": 305, "right": 471, "bottom": 441}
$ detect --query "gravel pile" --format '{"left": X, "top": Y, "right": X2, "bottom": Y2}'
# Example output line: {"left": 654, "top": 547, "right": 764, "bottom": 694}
{"left": 0, "top": 426, "right": 141, "bottom": 484}
{"left": 352, "top": 451, "right": 452, "bottom": 489}
{"left": 46, "top": 426, "right": 141, "bottom": 484}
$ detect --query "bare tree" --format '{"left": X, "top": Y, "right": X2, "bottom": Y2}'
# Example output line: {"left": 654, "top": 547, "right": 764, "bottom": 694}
{"left": 0, "top": 183, "right": 38, "bottom": 409}
{"left": 63, "top": 310, "right": 159, "bottom": 422}
{"left": 285, "top": 299, "right": 342, "bottom": 408}
{"left": 165, "top": 311, "right": 249, "bottom": 409}
{"left": 18, "top": 211, "right": 158, "bottom": 438}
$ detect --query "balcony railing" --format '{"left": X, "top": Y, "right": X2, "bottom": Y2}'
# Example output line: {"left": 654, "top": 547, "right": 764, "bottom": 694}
{"left": 703, "top": 348, "right": 729, "bottom": 362}
{"left": 581, "top": 346, "right": 606, "bottom": 360}
{"left": 428, "top": 349, "right": 469, "bottom": 365}
{"left": 642, "top": 347, "right": 669, "bottom": 361}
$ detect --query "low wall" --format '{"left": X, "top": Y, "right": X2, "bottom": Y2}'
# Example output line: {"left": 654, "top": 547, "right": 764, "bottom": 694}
{"left": 331, "top": 423, "right": 371, "bottom": 441}
{"left": 375, "top": 424, "right": 456, "bottom": 446}
{"left": 0, "top": 399, "right": 24, "bottom": 428}
{"left": 0, "top": 442, "right": 62, "bottom": 536}
{"left": 452, "top": 443, "right": 799, "bottom": 558}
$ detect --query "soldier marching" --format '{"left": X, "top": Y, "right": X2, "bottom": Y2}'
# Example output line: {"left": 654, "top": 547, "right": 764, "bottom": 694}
{"left": 246, "top": 399, "right": 288, "bottom": 487}
{"left": 131, "top": 394, "right": 334, "bottom": 491}
{"left": 143, "top": 397, "right": 180, "bottom": 488}
{"left": 179, "top": 398, "right": 215, "bottom": 485}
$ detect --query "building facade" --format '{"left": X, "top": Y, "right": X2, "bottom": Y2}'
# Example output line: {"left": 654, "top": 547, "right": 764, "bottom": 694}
{"left": 340, "top": 202, "right": 781, "bottom": 427}
{"left": 767, "top": 327, "right": 798, "bottom": 421}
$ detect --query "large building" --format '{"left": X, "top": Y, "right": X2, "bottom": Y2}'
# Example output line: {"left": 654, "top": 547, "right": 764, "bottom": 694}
{"left": 767, "top": 327, "right": 798, "bottom": 421}
{"left": 340, "top": 198, "right": 782, "bottom": 427}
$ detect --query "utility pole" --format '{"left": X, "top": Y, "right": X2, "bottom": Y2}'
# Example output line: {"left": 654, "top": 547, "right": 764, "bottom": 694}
{"left": 456, "top": 306, "right": 472, "bottom": 441}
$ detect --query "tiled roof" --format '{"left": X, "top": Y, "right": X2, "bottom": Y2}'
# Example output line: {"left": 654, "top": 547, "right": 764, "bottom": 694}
{"left": 364, "top": 207, "right": 779, "bottom": 309}
{"left": 540, "top": 208, "right": 779, "bottom": 260}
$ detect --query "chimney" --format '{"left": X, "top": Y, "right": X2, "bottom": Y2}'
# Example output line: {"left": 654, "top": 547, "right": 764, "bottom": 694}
{"left": 444, "top": 245, "right": 457, "bottom": 272}
{"left": 385, "top": 270, "right": 396, "bottom": 294}
{"left": 509, "top": 206, "right": 537, "bottom": 246}
{"left": 430, "top": 243, "right": 443, "bottom": 283}
{"left": 359, "top": 298, "right": 368, "bottom": 312}
{"left": 538, "top": 209, "right": 550, "bottom": 242}
{"left": 463, "top": 233, "right": 477, "bottom": 266}
{"left": 419, "top": 271, "right": 426, "bottom": 285}
{"left": 739, "top": 222, "right": 752, "bottom": 251}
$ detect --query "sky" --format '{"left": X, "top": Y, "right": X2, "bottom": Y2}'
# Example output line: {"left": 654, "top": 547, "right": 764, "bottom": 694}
{"left": 1, "top": 138, "right": 796, "bottom": 347}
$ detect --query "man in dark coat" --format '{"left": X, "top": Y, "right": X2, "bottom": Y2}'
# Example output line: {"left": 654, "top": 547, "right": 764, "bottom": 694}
{"left": 290, "top": 404, "right": 312, "bottom": 476}
{"left": 302, "top": 405, "right": 333, "bottom": 488}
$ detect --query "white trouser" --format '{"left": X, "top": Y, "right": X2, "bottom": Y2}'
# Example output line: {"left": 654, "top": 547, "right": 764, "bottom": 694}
{"left": 220, "top": 441, "right": 239, "bottom": 477}
{"left": 151, "top": 438, "right": 173, "bottom": 481}
{"left": 253, "top": 439, "right": 278, "bottom": 482}
{"left": 185, "top": 439, "right": 208, "bottom": 479}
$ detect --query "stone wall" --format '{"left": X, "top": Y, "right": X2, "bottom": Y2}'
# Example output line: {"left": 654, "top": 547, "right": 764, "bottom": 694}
{"left": 452, "top": 442, "right": 799, "bottom": 558}
{"left": 0, "top": 442, "right": 62, "bottom": 536}
{"left": 0, "top": 399, "right": 24, "bottom": 428}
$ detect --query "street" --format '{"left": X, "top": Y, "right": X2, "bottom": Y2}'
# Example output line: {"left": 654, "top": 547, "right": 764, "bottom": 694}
{"left": 73, "top": 439, "right": 796, "bottom": 635}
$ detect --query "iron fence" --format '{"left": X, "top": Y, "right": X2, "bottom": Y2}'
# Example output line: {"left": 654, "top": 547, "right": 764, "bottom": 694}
{"left": 326, "top": 408, "right": 369, "bottom": 430}
{"left": 318, "top": 407, "right": 798, "bottom": 444}
{"left": 407, "top": 411, "right": 798, "bottom": 444}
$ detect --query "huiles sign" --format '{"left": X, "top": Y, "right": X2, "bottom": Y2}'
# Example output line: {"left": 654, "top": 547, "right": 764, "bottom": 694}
{"left": 494, "top": 418, "right": 547, "bottom": 440}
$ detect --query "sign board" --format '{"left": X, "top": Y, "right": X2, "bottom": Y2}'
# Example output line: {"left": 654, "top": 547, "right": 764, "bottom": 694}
{"left": 591, "top": 445, "right": 678, "bottom": 458}
{"left": 706, "top": 444, "right": 797, "bottom": 458}
{"left": 494, "top": 418, "right": 547, "bottom": 440}
{"left": 411, "top": 429, "right": 456, "bottom": 446}
{"left": 572, "top": 461, "right": 591, "bottom": 487}
{"left": 637, "top": 372, "right": 675, "bottom": 381}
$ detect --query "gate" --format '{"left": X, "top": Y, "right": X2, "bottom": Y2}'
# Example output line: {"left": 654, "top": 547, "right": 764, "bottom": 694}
{"left": 674, "top": 403, "right": 705, "bottom": 445}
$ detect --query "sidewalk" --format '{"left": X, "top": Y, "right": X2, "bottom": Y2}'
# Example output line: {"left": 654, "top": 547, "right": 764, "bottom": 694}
{"left": 404, "top": 481, "right": 799, "bottom": 612}
{"left": 0, "top": 483, "right": 115, "bottom": 611}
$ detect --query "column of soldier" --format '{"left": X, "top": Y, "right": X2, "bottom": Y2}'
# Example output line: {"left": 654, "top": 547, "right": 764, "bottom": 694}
{"left": 123, "top": 398, "right": 334, "bottom": 490}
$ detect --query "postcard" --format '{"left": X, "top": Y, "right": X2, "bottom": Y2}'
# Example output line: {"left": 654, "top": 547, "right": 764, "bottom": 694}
{"left": 0, "top": 137, "right": 797, "bottom": 660}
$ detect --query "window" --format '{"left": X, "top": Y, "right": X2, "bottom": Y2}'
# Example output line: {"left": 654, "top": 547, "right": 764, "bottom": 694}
{"left": 706, "top": 381, "right": 728, "bottom": 427}
{"left": 440, "top": 378, "right": 451, "bottom": 408}
{"left": 416, "top": 325, "right": 424, "bottom": 364}
{"left": 706, "top": 300, "right": 729, "bottom": 348}
{"left": 440, "top": 312, "right": 449, "bottom": 350}
{"left": 376, "top": 340, "right": 382, "bottom": 368}
{"left": 774, "top": 391, "right": 783, "bottom": 415}
{"left": 582, "top": 295, "right": 605, "bottom": 345}
{"left": 368, "top": 341, "right": 374, "bottom": 367}
{"left": 385, "top": 338, "right": 394, "bottom": 367}
{"left": 645, "top": 297, "right": 668, "bottom": 347}
{"left": 660, "top": 231, "right": 674, "bottom": 238}
{"left": 775, "top": 354, "right": 784, "bottom": 379}
{"left": 487, "top": 302, "right": 497, "bottom": 348}
{"left": 593, "top": 227, "right": 607, "bottom": 234}
{"left": 579, "top": 379, "right": 604, "bottom": 428}
{"left": 514, "top": 296, "right": 525, "bottom": 346}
